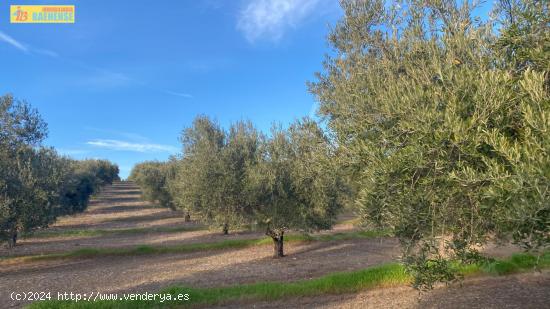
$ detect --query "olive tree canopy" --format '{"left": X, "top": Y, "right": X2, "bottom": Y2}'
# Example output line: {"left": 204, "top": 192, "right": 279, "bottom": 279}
{"left": 250, "top": 118, "right": 345, "bottom": 257}
{"left": 309, "top": 0, "right": 549, "bottom": 288}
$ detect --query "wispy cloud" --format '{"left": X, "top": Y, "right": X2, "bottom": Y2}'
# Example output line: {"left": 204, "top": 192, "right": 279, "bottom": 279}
{"left": 87, "top": 139, "right": 178, "bottom": 153}
{"left": 0, "top": 31, "right": 59, "bottom": 57}
{"left": 0, "top": 31, "right": 29, "bottom": 53}
{"left": 237, "top": 0, "right": 330, "bottom": 43}
{"left": 161, "top": 89, "right": 193, "bottom": 98}
{"left": 70, "top": 62, "right": 191, "bottom": 98}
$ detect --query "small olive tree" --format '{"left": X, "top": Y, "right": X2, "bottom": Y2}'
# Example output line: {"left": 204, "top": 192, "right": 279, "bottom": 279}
{"left": 250, "top": 118, "right": 345, "bottom": 257}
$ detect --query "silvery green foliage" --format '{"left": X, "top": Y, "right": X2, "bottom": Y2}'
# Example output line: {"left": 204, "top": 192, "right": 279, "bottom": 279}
{"left": 169, "top": 116, "right": 261, "bottom": 233}
{"left": 1, "top": 95, "right": 119, "bottom": 246}
{"left": 309, "top": 0, "right": 548, "bottom": 288}
{"left": 129, "top": 160, "right": 176, "bottom": 209}
{"left": 250, "top": 118, "right": 345, "bottom": 237}
{"left": 163, "top": 115, "right": 345, "bottom": 247}
{"left": 0, "top": 95, "right": 54, "bottom": 244}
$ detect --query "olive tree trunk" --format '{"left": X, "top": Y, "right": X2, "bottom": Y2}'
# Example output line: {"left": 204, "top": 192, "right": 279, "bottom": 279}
{"left": 266, "top": 228, "right": 284, "bottom": 258}
{"left": 7, "top": 230, "right": 17, "bottom": 249}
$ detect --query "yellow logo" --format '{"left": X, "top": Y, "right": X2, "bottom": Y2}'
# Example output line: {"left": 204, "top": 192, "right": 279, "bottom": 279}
{"left": 10, "top": 5, "right": 75, "bottom": 23}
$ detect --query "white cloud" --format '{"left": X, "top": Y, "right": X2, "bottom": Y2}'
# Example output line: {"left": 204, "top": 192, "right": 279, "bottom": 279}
{"left": 0, "top": 31, "right": 60, "bottom": 57}
{"left": 237, "top": 0, "right": 328, "bottom": 43}
{"left": 0, "top": 31, "right": 29, "bottom": 53}
{"left": 87, "top": 139, "right": 178, "bottom": 153}
{"left": 161, "top": 90, "right": 193, "bottom": 98}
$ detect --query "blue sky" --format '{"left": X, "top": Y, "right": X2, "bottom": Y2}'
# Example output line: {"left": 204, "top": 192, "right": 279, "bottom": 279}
{"left": 0, "top": 0, "right": 341, "bottom": 178}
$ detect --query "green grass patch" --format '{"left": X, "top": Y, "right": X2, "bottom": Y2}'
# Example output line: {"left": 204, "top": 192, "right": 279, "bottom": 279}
{"left": 25, "top": 252, "right": 549, "bottom": 309}
{"left": 21, "top": 226, "right": 203, "bottom": 239}
{"left": 26, "top": 263, "right": 409, "bottom": 309}
{"left": 4, "top": 230, "right": 388, "bottom": 263}
{"left": 480, "top": 251, "right": 550, "bottom": 275}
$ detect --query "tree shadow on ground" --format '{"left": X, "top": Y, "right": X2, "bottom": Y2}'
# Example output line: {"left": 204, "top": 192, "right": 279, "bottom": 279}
{"left": 0, "top": 226, "right": 255, "bottom": 258}
{"left": 0, "top": 244, "right": 233, "bottom": 277}
{"left": 122, "top": 236, "right": 400, "bottom": 293}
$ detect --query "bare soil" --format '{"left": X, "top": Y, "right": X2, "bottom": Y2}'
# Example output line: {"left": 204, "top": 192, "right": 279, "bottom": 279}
{"left": 1, "top": 182, "right": 547, "bottom": 309}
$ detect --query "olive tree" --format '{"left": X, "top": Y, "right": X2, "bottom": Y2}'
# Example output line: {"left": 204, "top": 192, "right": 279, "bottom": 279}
{"left": 167, "top": 156, "right": 194, "bottom": 221}
{"left": 250, "top": 118, "right": 344, "bottom": 257}
{"left": 176, "top": 116, "right": 228, "bottom": 232}
{"left": 0, "top": 96, "right": 65, "bottom": 247}
{"left": 1, "top": 146, "right": 68, "bottom": 247}
{"left": 170, "top": 117, "right": 262, "bottom": 234}
{"left": 219, "top": 120, "right": 263, "bottom": 231}
{"left": 1, "top": 95, "right": 51, "bottom": 247}
{"left": 87, "top": 159, "right": 120, "bottom": 186}
{"left": 1, "top": 95, "right": 120, "bottom": 247}
{"left": 309, "top": 0, "right": 549, "bottom": 288}
{"left": 129, "top": 160, "right": 176, "bottom": 209}
{"left": 58, "top": 158, "right": 120, "bottom": 216}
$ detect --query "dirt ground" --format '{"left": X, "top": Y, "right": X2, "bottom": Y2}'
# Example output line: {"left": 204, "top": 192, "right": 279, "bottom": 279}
{"left": 1, "top": 182, "right": 548, "bottom": 309}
